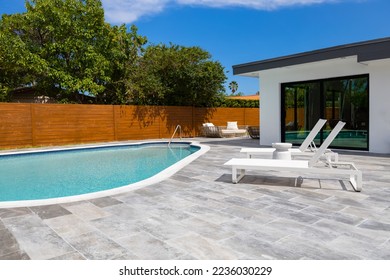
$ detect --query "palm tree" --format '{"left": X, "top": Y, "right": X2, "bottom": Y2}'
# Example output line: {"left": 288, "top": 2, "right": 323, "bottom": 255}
{"left": 229, "top": 81, "right": 238, "bottom": 95}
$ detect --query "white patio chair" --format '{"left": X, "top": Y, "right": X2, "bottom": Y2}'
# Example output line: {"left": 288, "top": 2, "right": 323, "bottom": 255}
{"left": 240, "top": 118, "right": 338, "bottom": 162}
{"left": 224, "top": 121, "right": 362, "bottom": 192}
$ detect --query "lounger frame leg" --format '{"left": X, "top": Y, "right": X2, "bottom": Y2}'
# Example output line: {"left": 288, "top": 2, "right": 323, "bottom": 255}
{"left": 350, "top": 171, "right": 362, "bottom": 192}
{"left": 232, "top": 167, "right": 245, "bottom": 183}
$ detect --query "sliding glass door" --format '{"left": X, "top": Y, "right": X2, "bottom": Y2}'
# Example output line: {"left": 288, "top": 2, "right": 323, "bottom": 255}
{"left": 281, "top": 74, "right": 369, "bottom": 150}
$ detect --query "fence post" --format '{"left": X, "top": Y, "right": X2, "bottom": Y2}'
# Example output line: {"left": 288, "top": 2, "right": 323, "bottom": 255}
{"left": 30, "top": 104, "right": 36, "bottom": 147}
{"left": 112, "top": 105, "right": 117, "bottom": 141}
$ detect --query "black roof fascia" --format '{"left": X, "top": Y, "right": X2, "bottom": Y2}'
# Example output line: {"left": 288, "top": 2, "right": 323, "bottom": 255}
{"left": 233, "top": 37, "right": 390, "bottom": 75}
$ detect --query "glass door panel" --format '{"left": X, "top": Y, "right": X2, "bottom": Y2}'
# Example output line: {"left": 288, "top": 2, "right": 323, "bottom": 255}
{"left": 283, "top": 82, "right": 321, "bottom": 146}
{"left": 324, "top": 77, "right": 368, "bottom": 149}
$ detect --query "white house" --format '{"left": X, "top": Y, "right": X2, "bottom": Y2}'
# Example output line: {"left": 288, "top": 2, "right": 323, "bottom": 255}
{"left": 233, "top": 37, "right": 390, "bottom": 154}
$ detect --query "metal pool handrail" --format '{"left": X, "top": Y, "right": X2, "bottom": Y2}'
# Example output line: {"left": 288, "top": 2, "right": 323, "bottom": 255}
{"left": 168, "top": 125, "right": 182, "bottom": 147}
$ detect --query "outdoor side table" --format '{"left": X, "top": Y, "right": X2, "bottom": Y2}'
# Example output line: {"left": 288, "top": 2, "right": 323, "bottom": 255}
{"left": 272, "top": 143, "right": 292, "bottom": 160}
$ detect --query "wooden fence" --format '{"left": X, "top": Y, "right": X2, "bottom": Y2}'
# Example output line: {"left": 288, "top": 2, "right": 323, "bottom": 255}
{"left": 0, "top": 103, "right": 259, "bottom": 149}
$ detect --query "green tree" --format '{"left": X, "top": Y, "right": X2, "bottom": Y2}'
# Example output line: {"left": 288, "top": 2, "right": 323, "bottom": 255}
{"left": 0, "top": 0, "right": 146, "bottom": 103}
{"left": 96, "top": 24, "right": 147, "bottom": 104}
{"left": 129, "top": 43, "right": 226, "bottom": 107}
{"left": 0, "top": 12, "right": 48, "bottom": 101}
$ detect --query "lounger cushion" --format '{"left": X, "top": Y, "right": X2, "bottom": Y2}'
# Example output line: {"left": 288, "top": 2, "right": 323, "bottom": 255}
{"left": 227, "top": 121, "right": 238, "bottom": 130}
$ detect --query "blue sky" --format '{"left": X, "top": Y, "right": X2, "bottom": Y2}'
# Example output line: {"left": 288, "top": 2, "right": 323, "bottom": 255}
{"left": 1, "top": 0, "right": 390, "bottom": 95}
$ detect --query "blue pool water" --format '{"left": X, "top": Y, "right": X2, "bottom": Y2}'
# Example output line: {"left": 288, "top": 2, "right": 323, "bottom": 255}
{"left": 0, "top": 142, "right": 200, "bottom": 202}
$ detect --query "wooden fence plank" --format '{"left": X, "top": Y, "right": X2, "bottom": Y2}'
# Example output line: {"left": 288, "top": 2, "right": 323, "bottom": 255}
{"left": 0, "top": 103, "right": 32, "bottom": 148}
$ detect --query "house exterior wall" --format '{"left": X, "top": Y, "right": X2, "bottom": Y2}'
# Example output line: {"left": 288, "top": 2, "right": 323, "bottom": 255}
{"left": 258, "top": 56, "right": 390, "bottom": 153}
{"left": 369, "top": 60, "right": 390, "bottom": 153}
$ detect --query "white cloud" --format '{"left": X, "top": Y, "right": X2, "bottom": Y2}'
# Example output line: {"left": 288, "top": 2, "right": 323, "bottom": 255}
{"left": 102, "top": 0, "right": 170, "bottom": 24}
{"left": 102, "top": 0, "right": 339, "bottom": 24}
{"left": 176, "top": 0, "right": 335, "bottom": 9}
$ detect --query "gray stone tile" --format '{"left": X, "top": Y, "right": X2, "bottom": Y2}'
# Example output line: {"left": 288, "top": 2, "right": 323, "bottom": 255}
{"left": 29, "top": 204, "right": 71, "bottom": 220}
{"left": 170, "top": 174, "right": 200, "bottom": 183}
{"left": 264, "top": 218, "right": 309, "bottom": 236}
{"left": 117, "top": 232, "right": 186, "bottom": 259}
{"left": 313, "top": 219, "right": 389, "bottom": 246}
{"left": 254, "top": 195, "right": 308, "bottom": 211}
{"left": 326, "top": 235, "right": 384, "bottom": 259}
{"left": 288, "top": 196, "right": 346, "bottom": 211}
{"left": 262, "top": 205, "right": 321, "bottom": 224}
{"left": 184, "top": 205, "right": 236, "bottom": 225}
{"left": 177, "top": 193, "right": 227, "bottom": 209}
{"left": 283, "top": 188, "right": 332, "bottom": 200}
{"left": 0, "top": 250, "right": 30, "bottom": 260}
{"left": 179, "top": 217, "right": 235, "bottom": 241}
{"left": 325, "top": 196, "right": 377, "bottom": 209}
{"left": 358, "top": 219, "right": 390, "bottom": 232}
{"left": 134, "top": 187, "right": 165, "bottom": 198}
{"left": 149, "top": 205, "right": 192, "bottom": 222}
{"left": 361, "top": 196, "right": 390, "bottom": 210}
{"left": 89, "top": 196, "right": 123, "bottom": 208}
{"left": 3, "top": 214, "right": 74, "bottom": 259}
{"left": 66, "top": 231, "right": 128, "bottom": 260}
{"left": 0, "top": 228, "right": 21, "bottom": 257}
{"left": 252, "top": 187, "right": 299, "bottom": 200}
{"left": 247, "top": 211, "right": 279, "bottom": 225}
{"left": 303, "top": 206, "right": 364, "bottom": 225}
{"left": 137, "top": 216, "right": 191, "bottom": 241}
{"left": 220, "top": 219, "right": 288, "bottom": 243}
{"left": 50, "top": 251, "right": 86, "bottom": 260}
{"left": 90, "top": 215, "right": 141, "bottom": 240}
{"left": 296, "top": 224, "right": 341, "bottom": 243}
{"left": 275, "top": 235, "right": 359, "bottom": 259}
{"left": 114, "top": 191, "right": 154, "bottom": 205}
{"left": 62, "top": 202, "right": 111, "bottom": 221}
{"left": 0, "top": 220, "right": 5, "bottom": 231}
{"left": 44, "top": 213, "right": 95, "bottom": 239}
{"left": 149, "top": 194, "right": 197, "bottom": 209}
{"left": 0, "top": 207, "right": 31, "bottom": 219}
{"left": 340, "top": 206, "right": 390, "bottom": 222}
{"left": 377, "top": 240, "right": 390, "bottom": 259}
{"left": 103, "top": 203, "right": 153, "bottom": 221}
{"left": 112, "top": 252, "right": 139, "bottom": 260}
{"left": 221, "top": 186, "right": 265, "bottom": 200}
{"left": 220, "top": 205, "right": 265, "bottom": 220}
{"left": 223, "top": 196, "right": 255, "bottom": 207}
{"left": 221, "top": 234, "right": 302, "bottom": 260}
{"left": 167, "top": 232, "right": 240, "bottom": 259}
{"left": 189, "top": 185, "right": 228, "bottom": 201}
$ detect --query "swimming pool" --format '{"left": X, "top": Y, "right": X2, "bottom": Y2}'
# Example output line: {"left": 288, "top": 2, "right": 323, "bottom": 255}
{"left": 0, "top": 141, "right": 209, "bottom": 208}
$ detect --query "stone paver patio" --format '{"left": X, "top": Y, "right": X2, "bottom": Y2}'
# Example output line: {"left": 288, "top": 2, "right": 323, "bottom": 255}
{"left": 0, "top": 138, "right": 389, "bottom": 260}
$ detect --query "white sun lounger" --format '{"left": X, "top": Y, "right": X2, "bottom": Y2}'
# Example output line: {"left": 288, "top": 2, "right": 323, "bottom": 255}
{"left": 224, "top": 121, "right": 362, "bottom": 192}
{"left": 240, "top": 118, "right": 338, "bottom": 162}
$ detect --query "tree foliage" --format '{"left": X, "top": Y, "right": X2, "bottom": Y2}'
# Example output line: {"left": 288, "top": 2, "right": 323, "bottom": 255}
{"left": 128, "top": 44, "right": 227, "bottom": 107}
{"left": 0, "top": 0, "right": 227, "bottom": 106}
{"left": 214, "top": 97, "right": 259, "bottom": 108}
{"left": 0, "top": 0, "right": 146, "bottom": 103}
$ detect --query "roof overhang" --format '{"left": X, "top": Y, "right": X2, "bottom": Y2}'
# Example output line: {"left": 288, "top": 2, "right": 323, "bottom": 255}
{"left": 233, "top": 37, "right": 390, "bottom": 76}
